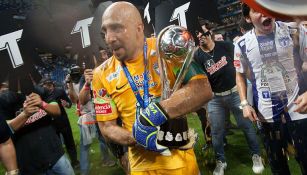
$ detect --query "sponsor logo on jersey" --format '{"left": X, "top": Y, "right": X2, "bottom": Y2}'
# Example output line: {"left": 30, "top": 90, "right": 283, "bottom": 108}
{"left": 205, "top": 56, "right": 228, "bottom": 75}
{"left": 95, "top": 103, "right": 112, "bottom": 115}
{"left": 278, "top": 36, "right": 290, "bottom": 47}
{"left": 106, "top": 65, "right": 121, "bottom": 82}
{"left": 25, "top": 109, "right": 47, "bottom": 125}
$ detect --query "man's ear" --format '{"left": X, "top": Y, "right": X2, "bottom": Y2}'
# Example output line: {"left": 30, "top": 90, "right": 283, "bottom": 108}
{"left": 137, "top": 23, "right": 144, "bottom": 33}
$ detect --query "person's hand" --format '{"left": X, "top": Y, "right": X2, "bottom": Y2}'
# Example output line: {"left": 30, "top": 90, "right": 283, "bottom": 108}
{"left": 178, "top": 129, "right": 198, "bottom": 150}
{"left": 242, "top": 105, "right": 258, "bottom": 122}
{"left": 65, "top": 74, "right": 72, "bottom": 83}
{"left": 61, "top": 99, "right": 69, "bottom": 108}
{"left": 294, "top": 91, "right": 307, "bottom": 114}
{"left": 24, "top": 93, "right": 43, "bottom": 108}
{"left": 84, "top": 69, "right": 93, "bottom": 85}
{"left": 302, "top": 61, "right": 307, "bottom": 72}
{"left": 132, "top": 103, "right": 170, "bottom": 155}
{"left": 132, "top": 113, "right": 171, "bottom": 156}
{"left": 22, "top": 98, "right": 40, "bottom": 117}
{"left": 139, "top": 103, "right": 168, "bottom": 127}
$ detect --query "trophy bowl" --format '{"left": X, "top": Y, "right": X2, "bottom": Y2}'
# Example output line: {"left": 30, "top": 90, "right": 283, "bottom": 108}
{"left": 159, "top": 26, "right": 195, "bottom": 65}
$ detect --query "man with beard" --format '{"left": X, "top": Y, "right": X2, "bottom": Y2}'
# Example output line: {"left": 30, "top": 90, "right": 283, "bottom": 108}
{"left": 193, "top": 22, "right": 263, "bottom": 175}
{"left": 235, "top": 3, "right": 307, "bottom": 174}
{"left": 92, "top": 2, "right": 213, "bottom": 175}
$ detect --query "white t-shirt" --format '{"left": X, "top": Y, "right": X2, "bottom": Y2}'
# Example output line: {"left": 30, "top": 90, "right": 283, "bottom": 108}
{"left": 234, "top": 21, "right": 307, "bottom": 122}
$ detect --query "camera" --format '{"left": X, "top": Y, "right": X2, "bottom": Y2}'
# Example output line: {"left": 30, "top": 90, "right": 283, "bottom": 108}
{"left": 67, "top": 65, "right": 81, "bottom": 84}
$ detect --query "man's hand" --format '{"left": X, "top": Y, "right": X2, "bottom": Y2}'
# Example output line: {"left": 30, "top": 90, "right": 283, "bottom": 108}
{"left": 24, "top": 93, "right": 43, "bottom": 108}
{"left": 60, "top": 99, "right": 69, "bottom": 108}
{"left": 84, "top": 69, "right": 93, "bottom": 85}
{"left": 132, "top": 113, "right": 170, "bottom": 155}
{"left": 242, "top": 105, "right": 258, "bottom": 122}
{"left": 302, "top": 61, "right": 307, "bottom": 72}
{"left": 178, "top": 129, "right": 198, "bottom": 150}
{"left": 23, "top": 98, "right": 40, "bottom": 117}
{"left": 132, "top": 103, "right": 170, "bottom": 155}
{"left": 294, "top": 91, "right": 307, "bottom": 114}
{"left": 139, "top": 103, "right": 168, "bottom": 127}
{"left": 65, "top": 74, "right": 72, "bottom": 83}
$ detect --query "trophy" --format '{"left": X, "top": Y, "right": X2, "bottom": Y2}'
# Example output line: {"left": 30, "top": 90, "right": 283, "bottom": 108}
{"left": 156, "top": 25, "right": 197, "bottom": 148}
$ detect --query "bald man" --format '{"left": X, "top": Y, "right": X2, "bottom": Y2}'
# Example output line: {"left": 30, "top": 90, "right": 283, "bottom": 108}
{"left": 92, "top": 2, "right": 212, "bottom": 175}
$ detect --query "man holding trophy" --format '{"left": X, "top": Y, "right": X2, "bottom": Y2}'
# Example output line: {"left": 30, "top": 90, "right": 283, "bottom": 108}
{"left": 92, "top": 1, "right": 213, "bottom": 175}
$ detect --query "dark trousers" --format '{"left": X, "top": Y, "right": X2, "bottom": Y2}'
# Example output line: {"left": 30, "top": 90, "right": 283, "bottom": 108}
{"left": 56, "top": 123, "right": 78, "bottom": 163}
{"left": 259, "top": 118, "right": 307, "bottom": 175}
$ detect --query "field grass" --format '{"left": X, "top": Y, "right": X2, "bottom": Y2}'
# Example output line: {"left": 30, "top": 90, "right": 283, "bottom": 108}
{"left": 0, "top": 107, "right": 301, "bottom": 175}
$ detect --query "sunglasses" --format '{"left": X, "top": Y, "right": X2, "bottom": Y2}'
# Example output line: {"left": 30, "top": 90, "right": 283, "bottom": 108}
{"left": 195, "top": 30, "right": 211, "bottom": 37}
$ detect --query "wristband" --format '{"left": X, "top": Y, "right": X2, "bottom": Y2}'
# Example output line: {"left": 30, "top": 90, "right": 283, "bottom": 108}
{"left": 84, "top": 82, "right": 91, "bottom": 90}
{"left": 41, "top": 101, "right": 48, "bottom": 110}
{"left": 240, "top": 99, "right": 250, "bottom": 108}
{"left": 5, "top": 169, "right": 19, "bottom": 175}
{"left": 84, "top": 85, "right": 90, "bottom": 91}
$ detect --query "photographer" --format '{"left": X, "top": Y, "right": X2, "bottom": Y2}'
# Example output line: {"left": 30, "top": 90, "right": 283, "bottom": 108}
{"left": 66, "top": 65, "right": 115, "bottom": 175}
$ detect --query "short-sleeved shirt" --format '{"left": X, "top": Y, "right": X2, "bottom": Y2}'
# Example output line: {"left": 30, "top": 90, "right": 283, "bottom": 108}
{"left": 92, "top": 38, "right": 207, "bottom": 171}
{"left": 194, "top": 41, "right": 236, "bottom": 92}
{"left": 0, "top": 90, "right": 64, "bottom": 174}
{"left": 234, "top": 21, "right": 307, "bottom": 122}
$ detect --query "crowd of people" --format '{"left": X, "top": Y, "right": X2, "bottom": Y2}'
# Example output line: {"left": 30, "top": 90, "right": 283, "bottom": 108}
{"left": 1, "top": 1, "right": 307, "bottom": 175}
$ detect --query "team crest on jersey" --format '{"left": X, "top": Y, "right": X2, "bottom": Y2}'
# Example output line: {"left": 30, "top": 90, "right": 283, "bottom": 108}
{"left": 93, "top": 88, "right": 109, "bottom": 99}
{"left": 150, "top": 50, "right": 156, "bottom": 56}
{"left": 278, "top": 36, "right": 290, "bottom": 47}
{"left": 205, "top": 59, "right": 215, "bottom": 69}
{"left": 262, "top": 91, "right": 271, "bottom": 99}
{"left": 106, "top": 65, "right": 121, "bottom": 82}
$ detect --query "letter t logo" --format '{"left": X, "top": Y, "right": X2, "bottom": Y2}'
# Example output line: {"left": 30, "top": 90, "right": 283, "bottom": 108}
{"left": 0, "top": 30, "right": 24, "bottom": 68}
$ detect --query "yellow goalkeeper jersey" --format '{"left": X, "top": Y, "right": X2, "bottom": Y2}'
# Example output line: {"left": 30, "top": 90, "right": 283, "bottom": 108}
{"left": 92, "top": 37, "right": 206, "bottom": 172}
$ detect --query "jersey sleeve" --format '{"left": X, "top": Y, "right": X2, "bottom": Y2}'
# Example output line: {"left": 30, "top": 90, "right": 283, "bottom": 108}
{"left": 234, "top": 40, "right": 248, "bottom": 73}
{"left": 92, "top": 67, "right": 118, "bottom": 122}
{"left": 182, "top": 61, "right": 207, "bottom": 84}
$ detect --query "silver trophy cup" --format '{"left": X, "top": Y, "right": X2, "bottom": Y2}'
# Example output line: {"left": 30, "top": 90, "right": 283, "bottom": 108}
{"left": 156, "top": 25, "right": 196, "bottom": 148}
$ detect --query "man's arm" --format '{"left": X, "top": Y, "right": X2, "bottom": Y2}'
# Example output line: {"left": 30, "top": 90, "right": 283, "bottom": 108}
{"left": 8, "top": 93, "right": 61, "bottom": 131}
{"left": 294, "top": 91, "right": 307, "bottom": 114}
{"left": 0, "top": 138, "right": 18, "bottom": 172}
{"left": 67, "top": 82, "right": 78, "bottom": 104}
{"left": 236, "top": 72, "right": 258, "bottom": 121}
{"left": 59, "top": 89, "right": 72, "bottom": 108}
{"left": 79, "top": 69, "right": 93, "bottom": 105}
{"left": 160, "top": 78, "right": 212, "bottom": 119}
{"left": 98, "top": 120, "right": 136, "bottom": 146}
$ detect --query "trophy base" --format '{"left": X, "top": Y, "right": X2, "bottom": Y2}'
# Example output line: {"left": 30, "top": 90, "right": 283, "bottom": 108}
{"left": 157, "top": 117, "right": 189, "bottom": 148}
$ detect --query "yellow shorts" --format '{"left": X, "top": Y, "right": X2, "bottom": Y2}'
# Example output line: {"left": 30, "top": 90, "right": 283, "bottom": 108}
{"left": 130, "top": 156, "right": 199, "bottom": 175}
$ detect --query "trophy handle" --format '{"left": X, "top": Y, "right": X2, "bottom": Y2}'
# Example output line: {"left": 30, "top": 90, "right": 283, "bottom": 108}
{"left": 157, "top": 25, "right": 174, "bottom": 100}
{"left": 172, "top": 46, "right": 195, "bottom": 92}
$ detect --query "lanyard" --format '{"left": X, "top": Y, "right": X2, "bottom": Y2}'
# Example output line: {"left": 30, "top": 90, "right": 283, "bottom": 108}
{"left": 122, "top": 39, "right": 149, "bottom": 109}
